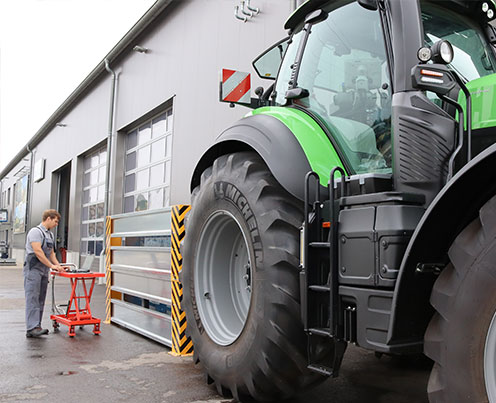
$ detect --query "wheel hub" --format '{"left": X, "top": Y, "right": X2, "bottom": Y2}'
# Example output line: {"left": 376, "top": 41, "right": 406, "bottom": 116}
{"left": 194, "top": 210, "right": 253, "bottom": 346}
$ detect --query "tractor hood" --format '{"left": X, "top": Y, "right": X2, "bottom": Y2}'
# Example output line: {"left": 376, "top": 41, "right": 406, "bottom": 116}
{"left": 459, "top": 73, "right": 496, "bottom": 130}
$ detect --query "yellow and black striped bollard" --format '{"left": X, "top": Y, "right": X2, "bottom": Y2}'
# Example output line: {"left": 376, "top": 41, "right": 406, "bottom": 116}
{"left": 170, "top": 205, "right": 193, "bottom": 356}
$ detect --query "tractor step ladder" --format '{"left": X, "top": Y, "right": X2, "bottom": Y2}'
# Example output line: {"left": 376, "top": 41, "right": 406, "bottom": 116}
{"left": 301, "top": 169, "right": 347, "bottom": 377}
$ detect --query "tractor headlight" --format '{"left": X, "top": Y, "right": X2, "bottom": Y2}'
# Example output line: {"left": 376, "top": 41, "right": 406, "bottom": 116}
{"left": 417, "top": 47, "right": 432, "bottom": 63}
{"left": 431, "top": 40, "right": 454, "bottom": 65}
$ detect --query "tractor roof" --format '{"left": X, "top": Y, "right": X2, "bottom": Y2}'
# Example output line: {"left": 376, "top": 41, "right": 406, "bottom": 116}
{"left": 284, "top": 0, "right": 494, "bottom": 30}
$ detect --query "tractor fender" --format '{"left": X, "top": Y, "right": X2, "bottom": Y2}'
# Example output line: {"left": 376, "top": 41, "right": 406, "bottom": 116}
{"left": 191, "top": 113, "right": 321, "bottom": 201}
{"left": 388, "top": 142, "right": 496, "bottom": 348}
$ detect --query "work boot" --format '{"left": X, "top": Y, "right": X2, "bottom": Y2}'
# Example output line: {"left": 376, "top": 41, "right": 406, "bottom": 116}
{"left": 26, "top": 328, "right": 47, "bottom": 338}
{"left": 35, "top": 327, "right": 49, "bottom": 335}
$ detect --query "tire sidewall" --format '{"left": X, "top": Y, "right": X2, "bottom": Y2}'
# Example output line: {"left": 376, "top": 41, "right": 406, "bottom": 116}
{"left": 182, "top": 162, "right": 282, "bottom": 383}
{"left": 445, "top": 240, "right": 496, "bottom": 401}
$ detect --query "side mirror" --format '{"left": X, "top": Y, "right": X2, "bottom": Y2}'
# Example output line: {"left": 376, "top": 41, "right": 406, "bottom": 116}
{"left": 252, "top": 37, "right": 290, "bottom": 80}
{"left": 411, "top": 64, "right": 457, "bottom": 96}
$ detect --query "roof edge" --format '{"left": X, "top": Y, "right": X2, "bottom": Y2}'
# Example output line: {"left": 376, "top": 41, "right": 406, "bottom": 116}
{"left": 1, "top": 0, "right": 174, "bottom": 178}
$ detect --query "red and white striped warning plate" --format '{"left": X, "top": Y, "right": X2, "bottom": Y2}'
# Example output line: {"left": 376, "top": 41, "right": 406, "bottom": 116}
{"left": 220, "top": 69, "right": 251, "bottom": 104}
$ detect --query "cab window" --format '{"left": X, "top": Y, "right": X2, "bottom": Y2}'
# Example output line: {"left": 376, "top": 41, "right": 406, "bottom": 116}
{"left": 275, "top": 1, "right": 392, "bottom": 174}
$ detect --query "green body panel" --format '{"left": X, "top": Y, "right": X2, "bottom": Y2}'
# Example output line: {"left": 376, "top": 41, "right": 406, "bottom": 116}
{"left": 459, "top": 73, "right": 496, "bottom": 130}
{"left": 250, "top": 107, "right": 346, "bottom": 185}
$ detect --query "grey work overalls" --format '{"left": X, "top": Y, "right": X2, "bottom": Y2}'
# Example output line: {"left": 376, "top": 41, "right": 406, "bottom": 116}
{"left": 23, "top": 227, "right": 54, "bottom": 331}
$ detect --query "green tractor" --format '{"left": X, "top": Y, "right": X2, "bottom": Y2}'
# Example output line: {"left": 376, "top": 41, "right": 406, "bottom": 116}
{"left": 181, "top": 0, "right": 496, "bottom": 401}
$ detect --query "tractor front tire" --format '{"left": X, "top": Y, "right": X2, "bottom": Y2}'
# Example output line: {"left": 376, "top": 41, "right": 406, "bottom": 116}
{"left": 425, "top": 194, "right": 496, "bottom": 402}
{"left": 181, "top": 152, "right": 319, "bottom": 401}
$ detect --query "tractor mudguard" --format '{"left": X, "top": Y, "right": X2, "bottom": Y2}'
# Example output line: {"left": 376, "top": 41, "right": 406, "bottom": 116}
{"left": 190, "top": 108, "right": 344, "bottom": 201}
{"left": 388, "top": 141, "right": 496, "bottom": 348}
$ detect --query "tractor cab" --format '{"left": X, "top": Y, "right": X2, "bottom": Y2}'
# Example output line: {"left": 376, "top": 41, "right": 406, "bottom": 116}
{"left": 252, "top": 0, "right": 496, "bottom": 201}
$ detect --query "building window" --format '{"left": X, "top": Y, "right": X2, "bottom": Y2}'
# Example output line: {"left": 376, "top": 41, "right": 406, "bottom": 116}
{"left": 124, "top": 109, "right": 173, "bottom": 213}
{"left": 81, "top": 147, "right": 107, "bottom": 258}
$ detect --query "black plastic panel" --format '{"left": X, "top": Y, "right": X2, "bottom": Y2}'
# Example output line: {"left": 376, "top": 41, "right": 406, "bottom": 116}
{"left": 338, "top": 197, "right": 425, "bottom": 288}
{"left": 392, "top": 92, "right": 456, "bottom": 207}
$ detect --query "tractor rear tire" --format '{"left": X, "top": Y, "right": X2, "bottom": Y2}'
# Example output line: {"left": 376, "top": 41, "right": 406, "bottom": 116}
{"left": 181, "top": 152, "right": 322, "bottom": 401}
{"left": 425, "top": 194, "right": 496, "bottom": 402}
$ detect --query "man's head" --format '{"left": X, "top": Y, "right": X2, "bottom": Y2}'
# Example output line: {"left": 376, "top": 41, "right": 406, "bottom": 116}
{"left": 42, "top": 209, "right": 61, "bottom": 230}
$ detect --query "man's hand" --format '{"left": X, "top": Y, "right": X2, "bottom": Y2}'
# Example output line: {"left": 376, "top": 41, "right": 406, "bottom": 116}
{"left": 51, "top": 264, "right": 67, "bottom": 273}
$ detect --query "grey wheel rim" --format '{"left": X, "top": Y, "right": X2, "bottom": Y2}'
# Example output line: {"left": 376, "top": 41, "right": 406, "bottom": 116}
{"left": 485, "top": 311, "right": 496, "bottom": 402}
{"left": 194, "top": 210, "right": 252, "bottom": 346}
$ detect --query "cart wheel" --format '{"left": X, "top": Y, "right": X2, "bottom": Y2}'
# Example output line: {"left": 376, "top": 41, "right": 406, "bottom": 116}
{"left": 52, "top": 320, "right": 59, "bottom": 332}
{"left": 79, "top": 326, "right": 84, "bottom": 329}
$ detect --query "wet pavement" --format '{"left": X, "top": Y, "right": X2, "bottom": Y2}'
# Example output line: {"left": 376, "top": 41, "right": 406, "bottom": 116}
{"left": 0, "top": 265, "right": 430, "bottom": 402}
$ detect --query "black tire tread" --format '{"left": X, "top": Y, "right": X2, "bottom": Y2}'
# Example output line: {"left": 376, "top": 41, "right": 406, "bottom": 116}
{"left": 425, "top": 195, "right": 496, "bottom": 402}
{"left": 182, "top": 151, "right": 321, "bottom": 401}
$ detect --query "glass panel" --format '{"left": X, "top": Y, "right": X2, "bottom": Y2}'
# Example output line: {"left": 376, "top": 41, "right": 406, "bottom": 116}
{"left": 164, "top": 187, "right": 170, "bottom": 207}
{"left": 150, "top": 163, "right": 164, "bottom": 187}
{"left": 84, "top": 157, "right": 91, "bottom": 170}
{"left": 165, "top": 160, "right": 171, "bottom": 186}
{"left": 138, "top": 124, "right": 152, "bottom": 145}
{"left": 166, "top": 135, "right": 172, "bottom": 159}
{"left": 82, "top": 206, "right": 88, "bottom": 221}
{"left": 136, "top": 169, "right": 149, "bottom": 190}
{"left": 126, "top": 151, "right": 136, "bottom": 171}
{"left": 95, "top": 241, "right": 103, "bottom": 256}
{"left": 124, "top": 196, "right": 134, "bottom": 213}
{"left": 98, "top": 166, "right": 106, "bottom": 182}
{"left": 88, "top": 223, "right": 96, "bottom": 237}
{"left": 96, "top": 222, "right": 104, "bottom": 237}
{"left": 89, "top": 205, "right": 97, "bottom": 220}
{"left": 83, "top": 172, "right": 91, "bottom": 187}
{"left": 88, "top": 241, "right": 95, "bottom": 255}
{"left": 97, "top": 203, "right": 104, "bottom": 219}
{"left": 151, "top": 138, "right": 165, "bottom": 163}
{"left": 100, "top": 150, "right": 107, "bottom": 164}
{"left": 90, "top": 169, "right": 98, "bottom": 185}
{"left": 166, "top": 109, "right": 173, "bottom": 132}
{"left": 125, "top": 174, "right": 135, "bottom": 193}
{"left": 281, "top": 3, "right": 392, "bottom": 174}
{"left": 421, "top": 3, "right": 496, "bottom": 81}
{"left": 89, "top": 187, "right": 98, "bottom": 203}
{"left": 98, "top": 185, "right": 105, "bottom": 201}
{"left": 127, "top": 130, "right": 137, "bottom": 150}
{"left": 135, "top": 193, "right": 149, "bottom": 212}
{"left": 138, "top": 146, "right": 150, "bottom": 166}
{"left": 152, "top": 114, "right": 167, "bottom": 138}
{"left": 148, "top": 188, "right": 164, "bottom": 210}
{"left": 91, "top": 154, "right": 99, "bottom": 168}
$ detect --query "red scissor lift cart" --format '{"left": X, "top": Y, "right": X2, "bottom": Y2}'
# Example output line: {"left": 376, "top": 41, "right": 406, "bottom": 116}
{"left": 50, "top": 263, "right": 105, "bottom": 337}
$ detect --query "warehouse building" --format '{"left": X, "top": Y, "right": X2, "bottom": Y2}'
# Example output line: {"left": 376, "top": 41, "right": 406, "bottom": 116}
{"left": 0, "top": 0, "right": 298, "bottom": 267}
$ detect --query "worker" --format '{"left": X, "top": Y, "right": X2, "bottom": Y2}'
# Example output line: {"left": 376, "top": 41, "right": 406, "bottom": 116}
{"left": 24, "top": 209, "right": 66, "bottom": 338}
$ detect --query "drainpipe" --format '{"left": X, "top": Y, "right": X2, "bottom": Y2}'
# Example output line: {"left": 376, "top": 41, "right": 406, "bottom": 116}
{"left": 104, "top": 59, "right": 116, "bottom": 220}
{"left": 103, "top": 59, "right": 117, "bottom": 263}
{"left": 26, "top": 144, "right": 34, "bottom": 231}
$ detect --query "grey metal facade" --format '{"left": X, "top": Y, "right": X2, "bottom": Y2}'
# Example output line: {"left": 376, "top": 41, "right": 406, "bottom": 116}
{"left": 0, "top": 0, "right": 292, "bottom": 264}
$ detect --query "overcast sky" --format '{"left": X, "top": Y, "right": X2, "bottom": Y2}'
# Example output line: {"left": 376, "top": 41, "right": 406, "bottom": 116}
{"left": 0, "top": 0, "right": 156, "bottom": 171}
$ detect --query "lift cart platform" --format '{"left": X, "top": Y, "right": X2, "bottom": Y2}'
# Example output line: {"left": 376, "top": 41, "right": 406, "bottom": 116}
{"left": 50, "top": 264, "right": 105, "bottom": 337}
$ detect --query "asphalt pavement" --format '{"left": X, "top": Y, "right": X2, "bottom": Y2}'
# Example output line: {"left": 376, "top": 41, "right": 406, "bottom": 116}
{"left": 0, "top": 265, "right": 430, "bottom": 402}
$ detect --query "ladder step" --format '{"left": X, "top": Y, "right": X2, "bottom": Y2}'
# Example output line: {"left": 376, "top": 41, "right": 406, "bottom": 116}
{"left": 308, "top": 327, "right": 333, "bottom": 338}
{"left": 309, "top": 242, "right": 330, "bottom": 248}
{"left": 309, "top": 285, "right": 330, "bottom": 293}
{"left": 307, "top": 364, "right": 334, "bottom": 377}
